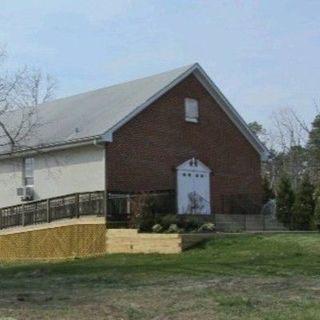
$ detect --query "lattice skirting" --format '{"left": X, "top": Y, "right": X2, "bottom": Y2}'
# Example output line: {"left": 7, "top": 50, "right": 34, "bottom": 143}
{"left": 0, "top": 219, "right": 106, "bottom": 261}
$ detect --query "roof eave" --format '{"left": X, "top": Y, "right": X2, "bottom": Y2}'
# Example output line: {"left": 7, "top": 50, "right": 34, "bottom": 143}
{"left": 0, "top": 135, "right": 102, "bottom": 160}
{"left": 192, "top": 64, "right": 270, "bottom": 161}
{"left": 101, "top": 63, "right": 199, "bottom": 143}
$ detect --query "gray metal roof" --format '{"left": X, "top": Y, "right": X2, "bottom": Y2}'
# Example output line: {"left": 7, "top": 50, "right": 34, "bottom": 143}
{"left": 0, "top": 64, "right": 194, "bottom": 154}
{"left": 0, "top": 63, "right": 269, "bottom": 159}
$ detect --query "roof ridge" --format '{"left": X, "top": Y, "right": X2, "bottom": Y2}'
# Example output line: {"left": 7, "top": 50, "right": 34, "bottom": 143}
{"left": 40, "top": 63, "right": 197, "bottom": 107}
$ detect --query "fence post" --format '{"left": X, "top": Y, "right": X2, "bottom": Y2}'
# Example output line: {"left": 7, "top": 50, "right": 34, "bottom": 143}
{"left": 75, "top": 193, "right": 80, "bottom": 218}
{"left": 46, "top": 199, "right": 51, "bottom": 223}
{"left": 0, "top": 209, "right": 2, "bottom": 230}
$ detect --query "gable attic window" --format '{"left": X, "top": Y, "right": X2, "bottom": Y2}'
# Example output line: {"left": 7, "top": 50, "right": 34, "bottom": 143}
{"left": 185, "top": 98, "right": 199, "bottom": 123}
{"left": 23, "top": 158, "right": 34, "bottom": 186}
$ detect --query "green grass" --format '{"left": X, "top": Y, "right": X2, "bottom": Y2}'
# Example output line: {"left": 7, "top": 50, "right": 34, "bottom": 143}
{"left": 0, "top": 233, "right": 320, "bottom": 319}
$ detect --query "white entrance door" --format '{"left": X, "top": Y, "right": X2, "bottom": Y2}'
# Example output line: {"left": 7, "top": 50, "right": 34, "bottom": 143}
{"left": 177, "top": 158, "right": 211, "bottom": 214}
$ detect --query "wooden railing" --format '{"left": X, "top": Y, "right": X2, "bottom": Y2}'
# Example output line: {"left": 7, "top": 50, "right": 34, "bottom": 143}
{"left": 0, "top": 191, "right": 106, "bottom": 230}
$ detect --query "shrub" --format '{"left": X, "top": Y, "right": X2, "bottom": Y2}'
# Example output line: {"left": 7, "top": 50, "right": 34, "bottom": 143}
{"left": 139, "top": 210, "right": 156, "bottom": 232}
{"left": 198, "top": 223, "right": 215, "bottom": 233}
{"left": 166, "top": 224, "right": 183, "bottom": 233}
{"left": 129, "top": 193, "right": 158, "bottom": 232}
{"left": 292, "top": 174, "right": 315, "bottom": 230}
{"left": 314, "top": 182, "right": 320, "bottom": 231}
{"left": 160, "top": 214, "right": 177, "bottom": 230}
{"left": 262, "top": 175, "right": 275, "bottom": 204}
{"left": 180, "top": 216, "right": 203, "bottom": 231}
{"left": 152, "top": 224, "right": 163, "bottom": 233}
{"left": 276, "top": 174, "right": 295, "bottom": 228}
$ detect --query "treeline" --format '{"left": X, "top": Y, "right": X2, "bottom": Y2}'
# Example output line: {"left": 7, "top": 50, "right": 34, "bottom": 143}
{"left": 249, "top": 107, "right": 320, "bottom": 230}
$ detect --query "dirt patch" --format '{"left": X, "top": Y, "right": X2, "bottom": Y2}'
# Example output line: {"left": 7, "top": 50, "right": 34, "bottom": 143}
{"left": 0, "top": 276, "right": 319, "bottom": 319}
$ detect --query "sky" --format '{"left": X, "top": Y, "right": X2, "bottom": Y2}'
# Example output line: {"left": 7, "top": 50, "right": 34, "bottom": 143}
{"left": 0, "top": 0, "right": 319, "bottom": 130}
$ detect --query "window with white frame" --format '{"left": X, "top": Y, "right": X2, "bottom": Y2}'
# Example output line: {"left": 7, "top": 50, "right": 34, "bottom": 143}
{"left": 185, "top": 98, "right": 199, "bottom": 122}
{"left": 23, "top": 158, "right": 34, "bottom": 186}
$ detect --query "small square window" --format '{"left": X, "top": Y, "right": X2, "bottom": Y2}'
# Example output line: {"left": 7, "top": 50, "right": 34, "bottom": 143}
{"left": 185, "top": 98, "right": 199, "bottom": 123}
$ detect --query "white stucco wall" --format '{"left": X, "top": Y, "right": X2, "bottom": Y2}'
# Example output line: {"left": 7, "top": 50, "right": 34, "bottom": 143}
{"left": 0, "top": 145, "right": 105, "bottom": 208}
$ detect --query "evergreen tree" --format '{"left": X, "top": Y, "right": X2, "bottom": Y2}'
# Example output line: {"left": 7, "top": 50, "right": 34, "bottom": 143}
{"left": 292, "top": 174, "right": 315, "bottom": 230}
{"left": 262, "top": 175, "right": 275, "bottom": 203}
{"left": 307, "top": 114, "right": 320, "bottom": 181}
{"left": 248, "top": 121, "right": 268, "bottom": 146}
{"left": 276, "top": 174, "right": 295, "bottom": 227}
{"left": 313, "top": 182, "right": 320, "bottom": 230}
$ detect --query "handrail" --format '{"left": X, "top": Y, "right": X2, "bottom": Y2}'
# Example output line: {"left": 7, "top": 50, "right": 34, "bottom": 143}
{"left": 0, "top": 190, "right": 106, "bottom": 230}
{"left": 0, "top": 190, "right": 105, "bottom": 210}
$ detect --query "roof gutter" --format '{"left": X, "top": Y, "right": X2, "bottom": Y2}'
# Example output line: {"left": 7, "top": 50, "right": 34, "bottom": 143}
{"left": 0, "top": 135, "right": 103, "bottom": 160}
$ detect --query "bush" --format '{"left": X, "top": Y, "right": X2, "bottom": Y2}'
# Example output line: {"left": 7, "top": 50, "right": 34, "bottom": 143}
{"left": 129, "top": 194, "right": 159, "bottom": 232}
{"left": 160, "top": 214, "right": 177, "bottom": 230}
{"left": 198, "top": 223, "right": 215, "bottom": 233}
{"left": 262, "top": 175, "right": 275, "bottom": 204}
{"left": 166, "top": 224, "right": 183, "bottom": 233}
{"left": 152, "top": 224, "right": 163, "bottom": 233}
{"left": 314, "top": 182, "right": 320, "bottom": 231}
{"left": 292, "top": 174, "right": 315, "bottom": 230}
{"left": 179, "top": 216, "right": 203, "bottom": 231}
{"left": 139, "top": 210, "right": 155, "bottom": 232}
{"left": 276, "top": 174, "right": 295, "bottom": 228}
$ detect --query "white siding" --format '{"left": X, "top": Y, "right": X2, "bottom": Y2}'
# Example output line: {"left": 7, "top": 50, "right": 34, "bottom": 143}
{"left": 0, "top": 159, "right": 23, "bottom": 207}
{"left": 0, "top": 145, "right": 105, "bottom": 208}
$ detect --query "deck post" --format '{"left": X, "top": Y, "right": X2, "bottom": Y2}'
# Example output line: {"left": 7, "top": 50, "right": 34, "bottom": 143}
{"left": 21, "top": 204, "right": 25, "bottom": 226}
{"left": 103, "top": 190, "right": 107, "bottom": 225}
{"left": 75, "top": 193, "right": 80, "bottom": 218}
{"left": 46, "top": 199, "right": 50, "bottom": 223}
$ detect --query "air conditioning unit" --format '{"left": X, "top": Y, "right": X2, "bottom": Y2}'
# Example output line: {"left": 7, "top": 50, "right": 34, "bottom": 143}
{"left": 17, "top": 186, "right": 34, "bottom": 201}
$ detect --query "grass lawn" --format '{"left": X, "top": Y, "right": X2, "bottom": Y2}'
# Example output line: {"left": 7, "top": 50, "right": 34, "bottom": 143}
{"left": 0, "top": 233, "right": 320, "bottom": 319}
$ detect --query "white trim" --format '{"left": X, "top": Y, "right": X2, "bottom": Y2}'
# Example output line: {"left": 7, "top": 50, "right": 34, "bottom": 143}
{"left": 184, "top": 97, "right": 199, "bottom": 123}
{"left": 101, "top": 65, "right": 199, "bottom": 142}
{"left": 0, "top": 137, "right": 103, "bottom": 160}
{"left": 177, "top": 158, "right": 211, "bottom": 172}
{"left": 101, "top": 63, "right": 269, "bottom": 161}
{"left": 185, "top": 118, "right": 199, "bottom": 123}
{"left": 192, "top": 65, "right": 269, "bottom": 160}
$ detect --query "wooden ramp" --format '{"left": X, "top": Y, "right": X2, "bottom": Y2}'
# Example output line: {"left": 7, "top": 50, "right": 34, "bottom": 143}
{"left": 106, "top": 229, "right": 210, "bottom": 254}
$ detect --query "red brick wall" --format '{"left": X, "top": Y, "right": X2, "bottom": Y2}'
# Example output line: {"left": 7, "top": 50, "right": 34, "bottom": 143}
{"left": 106, "top": 74, "right": 262, "bottom": 213}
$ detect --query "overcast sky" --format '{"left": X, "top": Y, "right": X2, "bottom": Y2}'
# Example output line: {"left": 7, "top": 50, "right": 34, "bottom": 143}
{"left": 1, "top": 0, "right": 319, "bottom": 129}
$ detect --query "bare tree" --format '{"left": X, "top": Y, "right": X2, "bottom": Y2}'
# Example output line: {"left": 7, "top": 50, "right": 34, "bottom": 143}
{"left": 0, "top": 48, "right": 57, "bottom": 153}
{"left": 270, "top": 107, "right": 309, "bottom": 153}
{"left": 265, "top": 107, "right": 313, "bottom": 191}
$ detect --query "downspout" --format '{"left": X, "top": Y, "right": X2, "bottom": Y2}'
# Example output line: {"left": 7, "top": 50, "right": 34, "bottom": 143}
{"left": 92, "top": 137, "right": 108, "bottom": 226}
